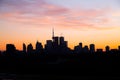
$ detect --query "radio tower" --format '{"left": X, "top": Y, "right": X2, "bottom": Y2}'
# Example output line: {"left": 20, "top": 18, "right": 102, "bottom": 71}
{"left": 52, "top": 28, "right": 54, "bottom": 40}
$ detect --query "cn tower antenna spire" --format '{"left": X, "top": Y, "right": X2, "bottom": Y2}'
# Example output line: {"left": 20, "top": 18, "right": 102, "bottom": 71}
{"left": 52, "top": 28, "right": 54, "bottom": 39}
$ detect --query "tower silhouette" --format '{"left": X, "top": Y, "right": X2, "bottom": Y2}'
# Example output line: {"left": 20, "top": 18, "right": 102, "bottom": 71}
{"left": 52, "top": 28, "right": 55, "bottom": 41}
{"left": 23, "top": 43, "right": 26, "bottom": 53}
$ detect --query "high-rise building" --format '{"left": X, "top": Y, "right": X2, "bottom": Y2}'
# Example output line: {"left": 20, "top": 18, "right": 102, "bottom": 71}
{"left": 0, "top": 51, "right": 1, "bottom": 55}
{"left": 105, "top": 45, "right": 110, "bottom": 53}
{"left": 96, "top": 49, "right": 103, "bottom": 53}
{"left": 64, "top": 41, "right": 68, "bottom": 48}
{"left": 27, "top": 43, "right": 33, "bottom": 53}
{"left": 90, "top": 44, "right": 95, "bottom": 53}
{"left": 45, "top": 40, "right": 53, "bottom": 50}
{"left": 74, "top": 43, "right": 83, "bottom": 54}
{"left": 118, "top": 46, "right": 120, "bottom": 51}
{"left": 53, "top": 37, "right": 59, "bottom": 47}
{"left": 79, "top": 43, "right": 82, "bottom": 48}
{"left": 46, "top": 40, "right": 53, "bottom": 47}
{"left": 79, "top": 43, "right": 83, "bottom": 53}
{"left": 45, "top": 40, "right": 53, "bottom": 53}
{"left": 60, "top": 36, "right": 64, "bottom": 45}
{"left": 59, "top": 36, "right": 68, "bottom": 47}
{"left": 83, "top": 45, "right": 89, "bottom": 53}
{"left": 6, "top": 44, "right": 16, "bottom": 53}
{"left": 36, "top": 41, "right": 43, "bottom": 53}
{"left": 23, "top": 43, "right": 26, "bottom": 53}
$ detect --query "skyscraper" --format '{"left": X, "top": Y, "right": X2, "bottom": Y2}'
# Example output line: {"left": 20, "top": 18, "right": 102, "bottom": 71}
{"left": 36, "top": 41, "right": 43, "bottom": 53}
{"left": 118, "top": 46, "right": 120, "bottom": 51}
{"left": 27, "top": 43, "right": 33, "bottom": 53}
{"left": 45, "top": 40, "right": 53, "bottom": 49}
{"left": 53, "top": 37, "right": 59, "bottom": 47}
{"left": 6, "top": 44, "right": 16, "bottom": 53}
{"left": 6, "top": 44, "right": 16, "bottom": 56}
{"left": 45, "top": 40, "right": 53, "bottom": 53}
{"left": 74, "top": 43, "right": 83, "bottom": 54}
{"left": 90, "top": 44, "right": 95, "bottom": 53}
{"left": 83, "top": 45, "right": 89, "bottom": 53}
{"left": 23, "top": 43, "right": 26, "bottom": 53}
{"left": 105, "top": 45, "right": 110, "bottom": 53}
{"left": 60, "top": 36, "right": 64, "bottom": 45}
{"left": 79, "top": 43, "right": 82, "bottom": 48}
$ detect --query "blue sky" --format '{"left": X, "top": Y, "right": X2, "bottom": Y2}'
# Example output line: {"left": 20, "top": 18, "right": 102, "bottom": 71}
{"left": 49, "top": 0, "right": 119, "bottom": 9}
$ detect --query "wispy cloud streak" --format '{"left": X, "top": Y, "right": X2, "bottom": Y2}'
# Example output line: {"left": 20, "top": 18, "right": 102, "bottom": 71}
{"left": 0, "top": 0, "right": 115, "bottom": 30}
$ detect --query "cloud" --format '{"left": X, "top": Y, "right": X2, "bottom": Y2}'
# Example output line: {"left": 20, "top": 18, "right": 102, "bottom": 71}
{"left": 0, "top": 0, "right": 113, "bottom": 30}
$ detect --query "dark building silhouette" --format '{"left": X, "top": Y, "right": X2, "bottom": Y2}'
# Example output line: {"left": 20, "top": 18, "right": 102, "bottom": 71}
{"left": 59, "top": 36, "right": 68, "bottom": 48}
{"left": 2, "top": 29, "right": 120, "bottom": 78}
{"left": 90, "top": 44, "right": 95, "bottom": 53}
{"left": 60, "top": 36, "right": 64, "bottom": 44}
{"left": 0, "top": 51, "right": 1, "bottom": 55}
{"left": 111, "top": 49, "right": 118, "bottom": 54}
{"left": 6, "top": 44, "right": 16, "bottom": 53}
{"left": 23, "top": 43, "right": 26, "bottom": 53}
{"left": 96, "top": 49, "right": 103, "bottom": 53}
{"left": 53, "top": 37, "right": 59, "bottom": 48}
{"left": 27, "top": 43, "right": 33, "bottom": 53}
{"left": 60, "top": 36, "right": 64, "bottom": 46}
{"left": 79, "top": 43, "right": 82, "bottom": 48}
{"left": 118, "top": 46, "right": 120, "bottom": 51}
{"left": 74, "top": 43, "right": 83, "bottom": 54}
{"left": 83, "top": 45, "right": 89, "bottom": 53}
{"left": 45, "top": 40, "right": 53, "bottom": 54}
{"left": 105, "top": 45, "right": 110, "bottom": 53}
{"left": 36, "top": 41, "right": 43, "bottom": 54}
{"left": 6, "top": 44, "right": 16, "bottom": 56}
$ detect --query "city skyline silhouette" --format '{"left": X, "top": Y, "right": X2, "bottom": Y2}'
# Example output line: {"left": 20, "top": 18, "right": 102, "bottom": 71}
{"left": 0, "top": 0, "right": 120, "bottom": 79}
{"left": 1, "top": 28, "right": 120, "bottom": 53}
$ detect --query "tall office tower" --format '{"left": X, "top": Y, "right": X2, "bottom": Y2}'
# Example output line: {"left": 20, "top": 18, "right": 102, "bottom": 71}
{"left": 27, "top": 43, "right": 33, "bottom": 53}
{"left": 90, "top": 44, "right": 95, "bottom": 53}
{"left": 36, "top": 41, "right": 43, "bottom": 53}
{"left": 79, "top": 43, "right": 82, "bottom": 48}
{"left": 59, "top": 36, "right": 68, "bottom": 48}
{"left": 74, "top": 43, "right": 83, "bottom": 54}
{"left": 83, "top": 45, "right": 89, "bottom": 53}
{"left": 53, "top": 37, "right": 59, "bottom": 47}
{"left": 118, "top": 46, "right": 120, "bottom": 51}
{"left": 45, "top": 40, "right": 53, "bottom": 54}
{"left": 60, "top": 36, "right": 64, "bottom": 45}
{"left": 0, "top": 51, "right": 1, "bottom": 55}
{"left": 79, "top": 42, "right": 83, "bottom": 53}
{"left": 64, "top": 41, "right": 68, "bottom": 48}
{"left": 105, "top": 45, "right": 110, "bottom": 53}
{"left": 6, "top": 44, "right": 16, "bottom": 53}
{"left": 74, "top": 45, "right": 79, "bottom": 54}
{"left": 23, "top": 43, "right": 26, "bottom": 53}
{"left": 46, "top": 40, "right": 53, "bottom": 47}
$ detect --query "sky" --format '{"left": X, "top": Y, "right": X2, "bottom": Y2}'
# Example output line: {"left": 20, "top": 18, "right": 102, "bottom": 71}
{"left": 0, "top": 0, "right": 120, "bottom": 51}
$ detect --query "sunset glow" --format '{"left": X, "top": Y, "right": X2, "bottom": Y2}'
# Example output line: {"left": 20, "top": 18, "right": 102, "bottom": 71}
{"left": 0, "top": 0, "right": 120, "bottom": 51}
